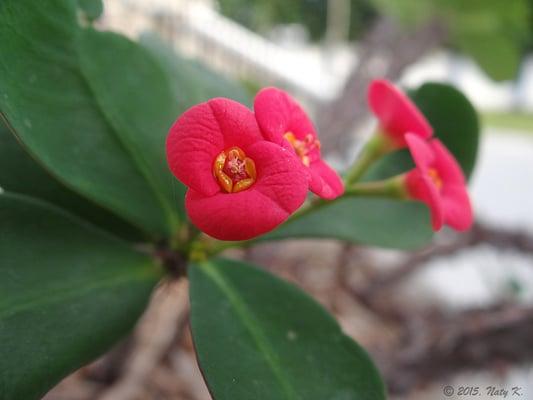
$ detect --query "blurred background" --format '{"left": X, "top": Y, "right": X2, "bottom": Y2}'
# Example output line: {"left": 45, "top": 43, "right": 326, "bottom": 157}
{"left": 45, "top": 0, "right": 533, "bottom": 399}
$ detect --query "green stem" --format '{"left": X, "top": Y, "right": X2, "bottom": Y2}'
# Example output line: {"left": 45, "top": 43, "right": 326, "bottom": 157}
{"left": 344, "top": 132, "right": 392, "bottom": 185}
{"left": 286, "top": 198, "right": 327, "bottom": 221}
{"left": 346, "top": 175, "right": 408, "bottom": 199}
{"left": 203, "top": 239, "right": 239, "bottom": 256}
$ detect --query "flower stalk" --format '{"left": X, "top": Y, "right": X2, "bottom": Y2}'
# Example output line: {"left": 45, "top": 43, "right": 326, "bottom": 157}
{"left": 346, "top": 175, "right": 408, "bottom": 199}
{"left": 344, "top": 132, "right": 392, "bottom": 185}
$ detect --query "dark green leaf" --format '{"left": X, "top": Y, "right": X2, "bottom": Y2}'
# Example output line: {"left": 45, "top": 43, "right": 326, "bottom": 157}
{"left": 263, "top": 197, "right": 432, "bottom": 250}
{"left": 0, "top": 192, "right": 161, "bottom": 400}
{"left": 0, "top": 0, "right": 173, "bottom": 237}
{"left": 189, "top": 258, "right": 386, "bottom": 400}
{"left": 409, "top": 82, "right": 480, "bottom": 178}
{"left": 78, "top": 28, "right": 185, "bottom": 229}
{"left": 0, "top": 118, "right": 143, "bottom": 241}
{"left": 77, "top": 0, "right": 103, "bottom": 21}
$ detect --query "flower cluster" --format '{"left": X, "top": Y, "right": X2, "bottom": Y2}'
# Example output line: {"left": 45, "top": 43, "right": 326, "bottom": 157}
{"left": 367, "top": 79, "right": 473, "bottom": 231}
{"left": 166, "top": 80, "right": 473, "bottom": 241}
{"left": 166, "top": 91, "right": 343, "bottom": 240}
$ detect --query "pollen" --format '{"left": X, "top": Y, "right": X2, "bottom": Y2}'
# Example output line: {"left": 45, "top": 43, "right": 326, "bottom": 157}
{"left": 283, "top": 132, "right": 320, "bottom": 167}
{"left": 213, "top": 146, "right": 257, "bottom": 193}
{"left": 428, "top": 168, "right": 443, "bottom": 189}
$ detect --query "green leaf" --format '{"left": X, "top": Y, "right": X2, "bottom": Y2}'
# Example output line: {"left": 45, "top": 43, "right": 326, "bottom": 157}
{"left": 78, "top": 28, "right": 185, "bottom": 230}
{"left": 263, "top": 197, "right": 432, "bottom": 250}
{"left": 261, "top": 149, "right": 431, "bottom": 250}
{"left": 77, "top": 0, "right": 103, "bottom": 21}
{"left": 0, "top": 118, "right": 143, "bottom": 241}
{"left": 0, "top": 0, "right": 173, "bottom": 237}
{"left": 409, "top": 82, "right": 480, "bottom": 179}
{"left": 189, "top": 258, "right": 386, "bottom": 400}
{"left": 0, "top": 192, "right": 161, "bottom": 400}
{"left": 258, "top": 149, "right": 432, "bottom": 250}
{"left": 138, "top": 34, "right": 205, "bottom": 113}
{"left": 139, "top": 33, "right": 252, "bottom": 107}
{"left": 362, "top": 149, "right": 414, "bottom": 182}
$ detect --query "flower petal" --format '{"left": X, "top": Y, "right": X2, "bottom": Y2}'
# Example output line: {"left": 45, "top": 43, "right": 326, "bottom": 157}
{"left": 185, "top": 141, "right": 308, "bottom": 241}
{"left": 441, "top": 184, "right": 474, "bottom": 231}
{"left": 254, "top": 87, "right": 317, "bottom": 143}
{"left": 186, "top": 188, "right": 289, "bottom": 241}
{"left": 430, "top": 139, "right": 466, "bottom": 185}
{"left": 405, "top": 133, "right": 435, "bottom": 172}
{"left": 166, "top": 98, "right": 262, "bottom": 196}
{"left": 405, "top": 170, "right": 444, "bottom": 231}
{"left": 369, "top": 79, "right": 432, "bottom": 146}
{"left": 308, "top": 160, "right": 344, "bottom": 200}
{"left": 208, "top": 98, "right": 264, "bottom": 150}
{"left": 247, "top": 141, "right": 308, "bottom": 215}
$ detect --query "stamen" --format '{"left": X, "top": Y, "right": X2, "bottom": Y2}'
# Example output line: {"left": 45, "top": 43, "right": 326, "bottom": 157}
{"left": 283, "top": 131, "right": 320, "bottom": 167}
{"left": 234, "top": 178, "right": 255, "bottom": 193}
{"left": 428, "top": 168, "right": 443, "bottom": 189}
{"left": 213, "top": 146, "right": 257, "bottom": 193}
{"left": 244, "top": 158, "right": 256, "bottom": 180}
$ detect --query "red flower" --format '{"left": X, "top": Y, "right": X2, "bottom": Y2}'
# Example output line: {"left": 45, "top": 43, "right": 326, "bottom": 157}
{"left": 254, "top": 87, "right": 344, "bottom": 200}
{"left": 166, "top": 98, "right": 308, "bottom": 241}
{"left": 368, "top": 79, "right": 433, "bottom": 147}
{"left": 404, "top": 133, "right": 473, "bottom": 231}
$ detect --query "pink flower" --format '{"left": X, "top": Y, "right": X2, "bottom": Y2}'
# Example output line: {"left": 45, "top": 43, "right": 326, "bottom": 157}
{"left": 404, "top": 133, "right": 473, "bottom": 231}
{"left": 166, "top": 98, "right": 308, "bottom": 241}
{"left": 254, "top": 87, "right": 344, "bottom": 200}
{"left": 368, "top": 79, "right": 433, "bottom": 147}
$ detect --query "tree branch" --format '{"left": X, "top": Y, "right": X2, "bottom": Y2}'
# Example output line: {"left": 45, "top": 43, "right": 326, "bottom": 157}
{"left": 318, "top": 17, "right": 448, "bottom": 156}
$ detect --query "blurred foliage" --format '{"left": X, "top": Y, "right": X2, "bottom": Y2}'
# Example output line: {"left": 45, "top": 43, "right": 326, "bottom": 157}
{"left": 483, "top": 112, "right": 533, "bottom": 133}
{"left": 217, "top": 0, "right": 377, "bottom": 41}
{"left": 528, "top": 0, "right": 533, "bottom": 50}
{"left": 77, "top": 0, "right": 103, "bottom": 21}
{"left": 369, "top": 0, "right": 532, "bottom": 81}
{"left": 139, "top": 33, "right": 252, "bottom": 107}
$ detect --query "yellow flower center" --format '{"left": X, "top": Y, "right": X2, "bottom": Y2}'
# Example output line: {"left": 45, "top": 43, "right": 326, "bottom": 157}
{"left": 213, "top": 146, "right": 256, "bottom": 193}
{"left": 283, "top": 132, "right": 320, "bottom": 167}
{"left": 428, "top": 168, "right": 443, "bottom": 189}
